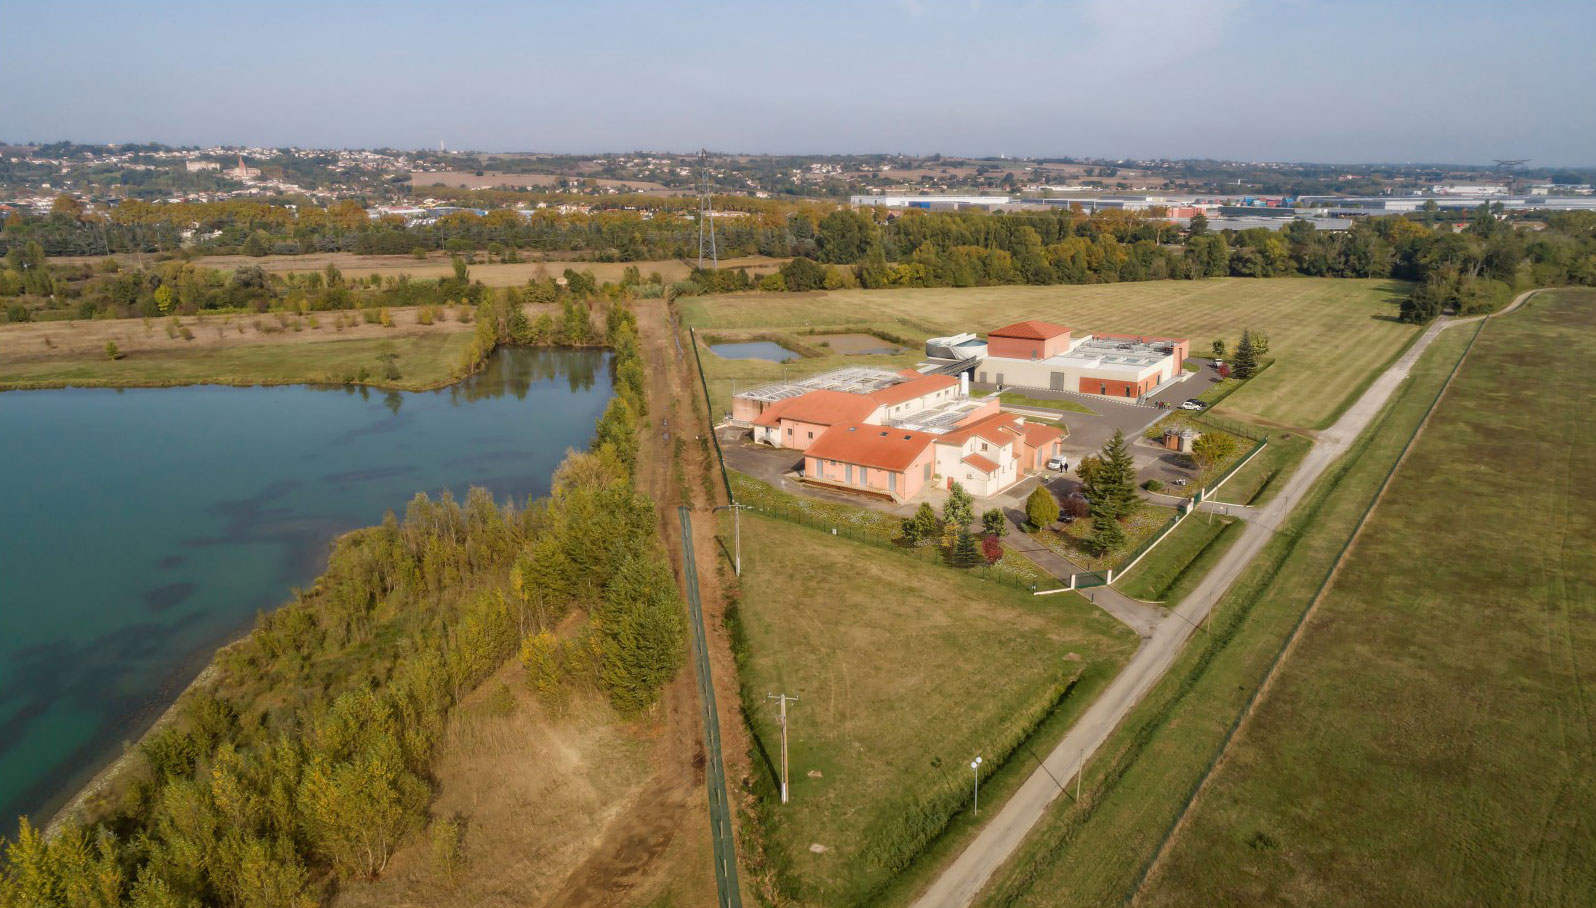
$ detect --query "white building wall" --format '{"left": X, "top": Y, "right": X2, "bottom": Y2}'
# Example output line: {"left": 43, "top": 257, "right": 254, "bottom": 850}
{"left": 975, "top": 356, "right": 1165, "bottom": 393}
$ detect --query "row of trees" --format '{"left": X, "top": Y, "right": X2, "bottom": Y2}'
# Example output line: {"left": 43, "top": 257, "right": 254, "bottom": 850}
{"left": 9, "top": 198, "right": 1596, "bottom": 323}
{"left": 684, "top": 206, "right": 1596, "bottom": 318}
{"left": 0, "top": 305, "right": 684, "bottom": 907}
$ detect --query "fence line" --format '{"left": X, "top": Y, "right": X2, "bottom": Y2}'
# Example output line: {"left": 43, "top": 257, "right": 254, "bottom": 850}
{"left": 1202, "top": 438, "right": 1269, "bottom": 500}
{"left": 687, "top": 325, "right": 735, "bottom": 504}
{"left": 737, "top": 495, "right": 1060, "bottom": 593}
{"left": 1057, "top": 435, "right": 1266, "bottom": 589}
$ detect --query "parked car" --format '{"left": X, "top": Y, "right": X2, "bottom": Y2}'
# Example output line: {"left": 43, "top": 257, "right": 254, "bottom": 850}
{"left": 1046, "top": 456, "right": 1069, "bottom": 472}
{"left": 1180, "top": 399, "right": 1206, "bottom": 411}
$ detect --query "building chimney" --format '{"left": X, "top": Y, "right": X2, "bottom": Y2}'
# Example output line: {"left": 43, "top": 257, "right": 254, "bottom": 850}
{"left": 960, "top": 372, "right": 970, "bottom": 397}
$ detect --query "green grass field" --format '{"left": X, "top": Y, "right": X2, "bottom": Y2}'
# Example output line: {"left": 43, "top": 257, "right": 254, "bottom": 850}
{"left": 1116, "top": 516, "right": 1241, "bottom": 603}
{"left": 976, "top": 317, "right": 1480, "bottom": 908}
{"left": 0, "top": 332, "right": 476, "bottom": 390}
{"left": 732, "top": 514, "right": 1137, "bottom": 908}
{"left": 681, "top": 278, "right": 1416, "bottom": 430}
{"left": 970, "top": 390, "right": 1096, "bottom": 415}
{"left": 1138, "top": 289, "right": 1596, "bottom": 906}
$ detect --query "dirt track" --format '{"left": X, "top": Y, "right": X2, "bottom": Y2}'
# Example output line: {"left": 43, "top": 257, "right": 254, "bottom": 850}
{"left": 543, "top": 299, "right": 746, "bottom": 906}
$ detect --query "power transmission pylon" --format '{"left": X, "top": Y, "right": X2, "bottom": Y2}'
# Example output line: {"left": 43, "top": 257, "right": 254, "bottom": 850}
{"left": 697, "top": 149, "right": 719, "bottom": 269}
{"left": 1494, "top": 158, "right": 1529, "bottom": 195}
{"left": 768, "top": 693, "right": 798, "bottom": 804}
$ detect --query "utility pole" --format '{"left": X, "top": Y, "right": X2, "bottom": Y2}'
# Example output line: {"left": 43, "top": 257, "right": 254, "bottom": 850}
{"left": 768, "top": 693, "right": 799, "bottom": 804}
{"left": 697, "top": 148, "right": 718, "bottom": 269}
{"left": 713, "top": 503, "right": 752, "bottom": 575}
{"left": 970, "top": 755, "right": 984, "bottom": 815}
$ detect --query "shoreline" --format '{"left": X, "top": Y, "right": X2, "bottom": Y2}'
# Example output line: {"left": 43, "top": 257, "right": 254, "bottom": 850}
{"left": 18, "top": 341, "right": 612, "bottom": 837}
{"left": 44, "top": 659, "right": 226, "bottom": 836}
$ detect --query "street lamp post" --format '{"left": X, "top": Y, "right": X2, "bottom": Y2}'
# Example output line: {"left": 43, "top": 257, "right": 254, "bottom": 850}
{"left": 970, "top": 755, "right": 983, "bottom": 816}
{"left": 713, "top": 503, "right": 752, "bottom": 576}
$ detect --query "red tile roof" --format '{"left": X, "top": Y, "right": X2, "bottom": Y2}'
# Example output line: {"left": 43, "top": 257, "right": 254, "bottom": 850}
{"left": 936, "top": 411, "right": 1026, "bottom": 448}
{"left": 806, "top": 423, "right": 935, "bottom": 472}
{"left": 751, "top": 390, "right": 879, "bottom": 428}
{"left": 869, "top": 373, "right": 958, "bottom": 408}
{"left": 1022, "top": 423, "right": 1064, "bottom": 447}
{"left": 961, "top": 452, "right": 999, "bottom": 473}
{"left": 989, "top": 320, "right": 1070, "bottom": 340}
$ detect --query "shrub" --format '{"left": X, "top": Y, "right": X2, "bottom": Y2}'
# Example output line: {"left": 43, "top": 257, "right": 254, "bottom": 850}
{"left": 1144, "top": 479, "right": 1164, "bottom": 492}
{"left": 1025, "top": 486, "right": 1059, "bottom": 531}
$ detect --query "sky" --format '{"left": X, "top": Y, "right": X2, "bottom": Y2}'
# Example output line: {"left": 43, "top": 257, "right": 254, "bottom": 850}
{"left": 3, "top": 0, "right": 1593, "bottom": 165}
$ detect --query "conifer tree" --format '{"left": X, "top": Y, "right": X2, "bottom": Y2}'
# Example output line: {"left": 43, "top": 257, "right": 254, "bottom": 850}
{"left": 1233, "top": 329, "right": 1259, "bottom": 378}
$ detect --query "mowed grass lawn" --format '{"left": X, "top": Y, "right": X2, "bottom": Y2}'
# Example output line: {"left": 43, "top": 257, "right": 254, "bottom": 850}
{"left": 0, "top": 332, "right": 475, "bottom": 390}
{"left": 1140, "top": 289, "right": 1596, "bottom": 906}
{"left": 734, "top": 514, "right": 1137, "bottom": 908}
{"left": 977, "top": 320, "right": 1478, "bottom": 908}
{"left": 682, "top": 278, "right": 1416, "bottom": 430}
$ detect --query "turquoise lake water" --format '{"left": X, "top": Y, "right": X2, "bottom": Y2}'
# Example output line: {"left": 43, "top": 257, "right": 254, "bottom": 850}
{"left": 0, "top": 347, "right": 611, "bottom": 825}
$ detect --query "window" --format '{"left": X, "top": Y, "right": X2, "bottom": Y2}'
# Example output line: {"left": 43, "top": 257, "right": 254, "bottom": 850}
{"left": 807, "top": 431, "right": 814, "bottom": 440}
{"left": 981, "top": 442, "right": 989, "bottom": 452}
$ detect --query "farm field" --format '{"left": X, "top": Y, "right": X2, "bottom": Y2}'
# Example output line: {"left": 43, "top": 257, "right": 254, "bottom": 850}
{"left": 1139, "top": 289, "right": 1596, "bottom": 906}
{"left": 0, "top": 308, "right": 482, "bottom": 390}
{"left": 177, "top": 252, "right": 787, "bottom": 287}
{"left": 731, "top": 514, "right": 1137, "bottom": 908}
{"left": 976, "top": 317, "right": 1479, "bottom": 908}
{"left": 681, "top": 278, "right": 1416, "bottom": 430}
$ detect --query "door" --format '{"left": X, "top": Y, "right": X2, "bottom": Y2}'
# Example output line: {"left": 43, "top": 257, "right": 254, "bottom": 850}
{"left": 996, "top": 372, "right": 1004, "bottom": 387}
{"left": 845, "top": 464, "right": 854, "bottom": 484}
{"left": 1050, "top": 371, "right": 1065, "bottom": 391}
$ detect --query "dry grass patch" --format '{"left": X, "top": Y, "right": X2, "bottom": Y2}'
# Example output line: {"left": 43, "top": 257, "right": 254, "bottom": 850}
{"left": 734, "top": 514, "right": 1137, "bottom": 907}
{"left": 335, "top": 664, "right": 651, "bottom": 908}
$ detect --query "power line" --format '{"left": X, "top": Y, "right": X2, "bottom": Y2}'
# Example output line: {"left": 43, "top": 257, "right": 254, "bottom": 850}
{"left": 698, "top": 149, "right": 719, "bottom": 269}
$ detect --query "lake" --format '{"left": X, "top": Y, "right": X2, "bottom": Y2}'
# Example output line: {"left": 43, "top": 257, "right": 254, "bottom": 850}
{"left": 0, "top": 347, "right": 612, "bottom": 825}
{"left": 709, "top": 341, "right": 798, "bottom": 363}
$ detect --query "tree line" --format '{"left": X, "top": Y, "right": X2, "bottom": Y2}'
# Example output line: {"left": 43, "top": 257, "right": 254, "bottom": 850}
{"left": 0, "top": 245, "right": 674, "bottom": 325}
{"left": 0, "top": 306, "right": 685, "bottom": 907}
{"left": 8, "top": 198, "right": 1596, "bottom": 325}
{"left": 686, "top": 206, "right": 1596, "bottom": 322}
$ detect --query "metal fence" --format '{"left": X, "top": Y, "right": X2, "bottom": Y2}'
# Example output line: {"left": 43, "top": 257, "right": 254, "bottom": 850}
{"left": 1201, "top": 438, "right": 1269, "bottom": 500}
{"left": 687, "top": 325, "right": 735, "bottom": 504}
{"left": 739, "top": 496, "right": 1059, "bottom": 593}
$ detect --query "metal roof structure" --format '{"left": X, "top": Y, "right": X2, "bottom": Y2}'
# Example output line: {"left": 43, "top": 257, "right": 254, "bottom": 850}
{"left": 735, "top": 367, "right": 905, "bottom": 404}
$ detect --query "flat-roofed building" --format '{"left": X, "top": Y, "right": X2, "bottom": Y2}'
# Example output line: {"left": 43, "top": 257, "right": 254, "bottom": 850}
{"left": 976, "top": 321, "right": 1188, "bottom": 401}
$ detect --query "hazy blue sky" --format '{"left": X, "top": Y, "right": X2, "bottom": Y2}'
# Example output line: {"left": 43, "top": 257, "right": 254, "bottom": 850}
{"left": 3, "top": 0, "right": 1592, "bottom": 164}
